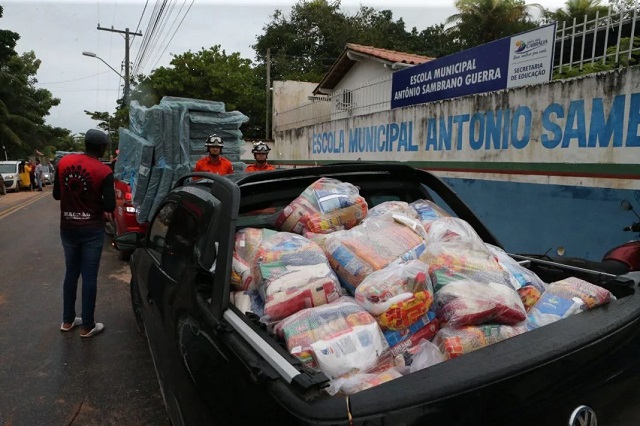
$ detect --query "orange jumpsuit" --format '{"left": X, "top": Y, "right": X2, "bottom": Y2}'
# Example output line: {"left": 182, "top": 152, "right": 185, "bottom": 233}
{"left": 194, "top": 156, "right": 234, "bottom": 175}
{"left": 246, "top": 162, "right": 275, "bottom": 172}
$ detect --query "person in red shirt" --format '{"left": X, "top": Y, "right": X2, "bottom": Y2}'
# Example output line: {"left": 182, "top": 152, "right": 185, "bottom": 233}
{"left": 53, "top": 129, "right": 115, "bottom": 338}
{"left": 194, "top": 134, "right": 234, "bottom": 175}
{"left": 245, "top": 141, "right": 276, "bottom": 173}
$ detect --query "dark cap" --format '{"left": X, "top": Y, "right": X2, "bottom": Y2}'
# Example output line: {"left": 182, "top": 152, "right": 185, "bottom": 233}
{"left": 85, "top": 129, "right": 110, "bottom": 146}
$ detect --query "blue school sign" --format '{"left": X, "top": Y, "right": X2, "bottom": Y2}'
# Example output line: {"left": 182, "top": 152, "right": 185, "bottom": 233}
{"left": 391, "top": 24, "right": 556, "bottom": 109}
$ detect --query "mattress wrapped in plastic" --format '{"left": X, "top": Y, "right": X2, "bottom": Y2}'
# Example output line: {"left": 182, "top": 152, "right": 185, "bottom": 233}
{"left": 276, "top": 177, "right": 368, "bottom": 235}
{"left": 115, "top": 128, "right": 153, "bottom": 185}
{"left": 325, "top": 214, "right": 427, "bottom": 292}
{"left": 424, "top": 241, "right": 527, "bottom": 327}
{"left": 252, "top": 232, "right": 343, "bottom": 321}
{"left": 136, "top": 165, "right": 163, "bottom": 223}
{"left": 355, "top": 259, "right": 434, "bottom": 331}
{"left": 149, "top": 165, "right": 175, "bottom": 222}
{"left": 128, "top": 101, "right": 169, "bottom": 162}
{"left": 159, "top": 96, "right": 226, "bottom": 113}
{"left": 274, "top": 297, "right": 388, "bottom": 378}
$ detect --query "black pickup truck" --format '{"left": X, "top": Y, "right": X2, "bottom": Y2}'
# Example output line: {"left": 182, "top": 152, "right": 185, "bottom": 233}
{"left": 116, "top": 163, "right": 640, "bottom": 426}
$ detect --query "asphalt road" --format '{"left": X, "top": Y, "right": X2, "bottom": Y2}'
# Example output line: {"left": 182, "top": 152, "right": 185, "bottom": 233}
{"left": 0, "top": 187, "right": 169, "bottom": 425}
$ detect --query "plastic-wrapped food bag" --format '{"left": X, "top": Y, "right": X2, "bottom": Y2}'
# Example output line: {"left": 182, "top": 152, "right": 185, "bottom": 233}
{"left": 355, "top": 260, "right": 434, "bottom": 330}
{"left": 525, "top": 291, "right": 584, "bottom": 330}
{"left": 485, "top": 243, "right": 547, "bottom": 311}
{"left": 424, "top": 241, "right": 527, "bottom": 326}
{"left": 401, "top": 339, "right": 445, "bottom": 374}
{"left": 365, "top": 201, "right": 418, "bottom": 221}
{"left": 231, "top": 228, "right": 277, "bottom": 291}
{"left": 253, "top": 232, "right": 343, "bottom": 321}
{"left": 275, "top": 177, "right": 368, "bottom": 234}
{"left": 230, "top": 290, "right": 264, "bottom": 317}
{"left": 546, "top": 277, "right": 614, "bottom": 308}
{"left": 434, "top": 323, "right": 527, "bottom": 359}
{"left": 410, "top": 199, "right": 450, "bottom": 224}
{"left": 274, "top": 297, "right": 388, "bottom": 378}
{"left": 327, "top": 368, "right": 402, "bottom": 396}
{"left": 425, "top": 217, "right": 483, "bottom": 244}
{"left": 325, "top": 214, "right": 428, "bottom": 292}
{"left": 383, "top": 311, "right": 439, "bottom": 347}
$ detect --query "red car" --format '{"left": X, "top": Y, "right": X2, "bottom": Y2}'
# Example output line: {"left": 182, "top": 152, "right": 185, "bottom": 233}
{"left": 106, "top": 179, "right": 148, "bottom": 260}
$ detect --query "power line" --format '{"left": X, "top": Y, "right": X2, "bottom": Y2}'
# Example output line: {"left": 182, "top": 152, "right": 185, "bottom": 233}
{"left": 149, "top": 0, "right": 195, "bottom": 71}
{"left": 133, "top": 0, "right": 167, "bottom": 76}
{"left": 38, "top": 71, "right": 111, "bottom": 85}
{"left": 138, "top": 0, "right": 178, "bottom": 74}
{"left": 131, "top": 0, "right": 150, "bottom": 47}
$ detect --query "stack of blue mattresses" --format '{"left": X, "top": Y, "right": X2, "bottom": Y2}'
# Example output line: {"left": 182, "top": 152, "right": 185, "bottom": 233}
{"left": 115, "top": 96, "right": 249, "bottom": 223}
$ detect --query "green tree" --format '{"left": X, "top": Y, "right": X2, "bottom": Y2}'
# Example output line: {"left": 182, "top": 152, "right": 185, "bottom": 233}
{"left": 543, "top": 0, "right": 610, "bottom": 26}
{"left": 415, "top": 23, "right": 463, "bottom": 58}
{"left": 446, "top": 0, "right": 540, "bottom": 48}
{"left": 0, "top": 5, "right": 18, "bottom": 62}
{"left": 0, "top": 7, "right": 63, "bottom": 159}
{"left": 129, "top": 45, "right": 266, "bottom": 139}
{"left": 84, "top": 110, "right": 124, "bottom": 158}
{"left": 253, "top": 0, "right": 426, "bottom": 82}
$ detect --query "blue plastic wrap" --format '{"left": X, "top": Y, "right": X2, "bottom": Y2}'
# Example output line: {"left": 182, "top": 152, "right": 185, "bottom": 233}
{"left": 126, "top": 96, "right": 249, "bottom": 221}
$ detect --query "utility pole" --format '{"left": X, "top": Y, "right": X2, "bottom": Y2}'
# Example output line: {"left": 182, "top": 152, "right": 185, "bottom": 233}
{"left": 266, "top": 48, "right": 271, "bottom": 140}
{"left": 96, "top": 25, "right": 142, "bottom": 104}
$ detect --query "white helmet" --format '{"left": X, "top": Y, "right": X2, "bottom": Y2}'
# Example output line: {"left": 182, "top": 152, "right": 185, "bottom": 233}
{"left": 205, "top": 134, "right": 223, "bottom": 147}
{"left": 252, "top": 141, "right": 271, "bottom": 153}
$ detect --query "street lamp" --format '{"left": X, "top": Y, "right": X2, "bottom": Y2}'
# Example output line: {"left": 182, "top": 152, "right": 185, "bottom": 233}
{"left": 83, "top": 51, "right": 124, "bottom": 159}
{"left": 82, "top": 51, "right": 124, "bottom": 79}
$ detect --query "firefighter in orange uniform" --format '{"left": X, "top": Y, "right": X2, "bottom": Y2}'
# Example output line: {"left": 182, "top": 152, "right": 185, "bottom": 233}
{"left": 194, "top": 134, "right": 234, "bottom": 175}
{"left": 245, "top": 141, "right": 276, "bottom": 173}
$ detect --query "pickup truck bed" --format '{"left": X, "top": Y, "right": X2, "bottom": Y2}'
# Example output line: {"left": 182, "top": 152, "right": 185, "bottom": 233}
{"left": 123, "top": 164, "right": 640, "bottom": 426}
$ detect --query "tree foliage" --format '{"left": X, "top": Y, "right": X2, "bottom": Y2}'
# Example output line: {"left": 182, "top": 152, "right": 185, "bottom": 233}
{"left": 446, "top": 0, "right": 540, "bottom": 48}
{"left": 543, "top": 0, "right": 609, "bottom": 26}
{"left": 253, "top": 0, "right": 429, "bottom": 82}
{"left": 0, "top": 5, "right": 67, "bottom": 160}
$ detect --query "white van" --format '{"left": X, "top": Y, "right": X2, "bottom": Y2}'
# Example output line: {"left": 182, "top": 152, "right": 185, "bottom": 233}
{"left": 0, "top": 161, "right": 23, "bottom": 192}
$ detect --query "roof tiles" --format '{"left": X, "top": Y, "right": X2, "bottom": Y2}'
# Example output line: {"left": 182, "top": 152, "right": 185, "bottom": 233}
{"left": 346, "top": 43, "right": 433, "bottom": 64}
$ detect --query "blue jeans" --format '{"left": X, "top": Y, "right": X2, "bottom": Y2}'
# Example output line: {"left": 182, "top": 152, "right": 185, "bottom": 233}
{"left": 61, "top": 228, "right": 105, "bottom": 329}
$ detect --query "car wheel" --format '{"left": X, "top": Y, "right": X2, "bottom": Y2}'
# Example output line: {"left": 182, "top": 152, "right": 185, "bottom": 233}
{"left": 130, "top": 277, "right": 146, "bottom": 337}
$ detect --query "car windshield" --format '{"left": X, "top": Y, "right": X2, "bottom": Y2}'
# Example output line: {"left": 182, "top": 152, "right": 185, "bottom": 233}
{"left": 0, "top": 164, "right": 17, "bottom": 173}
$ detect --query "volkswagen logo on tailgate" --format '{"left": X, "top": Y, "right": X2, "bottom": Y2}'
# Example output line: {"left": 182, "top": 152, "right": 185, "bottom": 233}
{"left": 569, "top": 405, "right": 597, "bottom": 426}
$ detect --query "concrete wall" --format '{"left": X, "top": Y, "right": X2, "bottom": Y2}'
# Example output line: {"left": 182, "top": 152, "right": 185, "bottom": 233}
{"left": 272, "top": 80, "right": 330, "bottom": 130}
{"left": 334, "top": 60, "right": 391, "bottom": 92}
{"left": 274, "top": 67, "right": 640, "bottom": 171}
{"left": 272, "top": 67, "right": 640, "bottom": 260}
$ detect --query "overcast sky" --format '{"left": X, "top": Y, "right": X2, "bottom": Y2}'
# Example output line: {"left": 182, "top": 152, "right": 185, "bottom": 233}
{"left": 2, "top": 0, "right": 567, "bottom": 135}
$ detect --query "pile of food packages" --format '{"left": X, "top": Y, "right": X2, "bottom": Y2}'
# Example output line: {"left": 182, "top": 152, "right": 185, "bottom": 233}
{"left": 229, "top": 177, "right": 614, "bottom": 396}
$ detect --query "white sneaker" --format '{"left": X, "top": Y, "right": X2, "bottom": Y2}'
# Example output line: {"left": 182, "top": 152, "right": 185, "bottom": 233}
{"left": 80, "top": 323, "right": 105, "bottom": 338}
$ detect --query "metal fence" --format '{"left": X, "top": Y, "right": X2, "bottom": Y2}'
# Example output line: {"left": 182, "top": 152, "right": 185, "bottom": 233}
{"left": 274, "top": 74, "right": 392, "bottom": 131}
{"left": 275, "top": 2, "right": 640, "bottom": 131}
{"left": 554, "top": 0, "right": 640, "bottom": 74}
